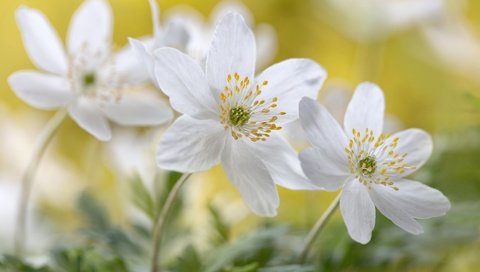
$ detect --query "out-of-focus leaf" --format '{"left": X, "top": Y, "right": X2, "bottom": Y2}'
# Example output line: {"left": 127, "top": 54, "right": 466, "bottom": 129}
{"left": 259, "top": 265, "right": 315, "bottom": 272}
{"left": 76, "top": 190, "right": 140, "bottom": 255}
{"left": 77, "top": 190, "right": 110, "bottom": 231}
{"left": 204, "top": 226, "right": 288, "bottom": 272}
{"left": 0, "top": 255, "right": 52, "bottom": 272}
{"left": 228, "top": 263, "right": 259, "bottom": 272}
{"left": 130, "top": 174, "right": 156, "bottom": 221}
{"left": 170, "top": 245, "right": 203, "bottom": 272}
{"left": 208, "top": 204, "right": 230, "bottom": 246}
{"left": 51, "top": 247, "right": 128, "bottom": 272}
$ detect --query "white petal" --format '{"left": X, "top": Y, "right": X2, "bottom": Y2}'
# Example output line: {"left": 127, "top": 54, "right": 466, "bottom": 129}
{"left": 373, "top": 179, "right": 450, "bottom": 220}
{"left": 154, "top": 47, "right": 218, "bottom": 119}
{"left": 255, "top": 24, "right": 277, "bottom": 69}
{"left": 15, "top": 6, "right": 68, "bottom": 75}
{"left": 157, "top": 115, "right": 225, "bottom": 172}
{"left": 369, "top": 183, "right": 424, "bottom": 235}
{"left": 69, "top": 98, "right": 111, "bottom": 141}
{"left": 344, "top": 82, "right": 385, "bottom": 138}
{"left": 206, "top": 12, "right": 256, "bottom": 97}
{"left": 298, "top": 98, "right": 349, "bottom": 190}
{"left": 246, "top": 133, "right": 319, "bottom": 190}
{"left": 392, "top": 128, "right": 433, "bottom": 178}
{"left": 8, "top": 71, "right": 74, "bottom": 109}
{"left": 340, "top": 179, "right": 376, "bottom": 244}
{"left": 162, "top": 17, "right": 190, "bottom": 51}
{"left": 210, "top": 0, "right": 254, "bottom": 26}
{"left": 255, "top": 59, "right": 327, "bottom": 124}
{"left": 67, "top": 0, "right": 112, "bottom": 58}
{"left": 300, "top": 147, "right": 349, "bottom": 191}
{"left": 113, "top": 44, "right": 150, "bottom": 84}
{"left": 129, "top": 38, "right": 156, "bottom": 83}
{"left": 300, "top": 97, "right": 348, "bottom": 149}
{"left": 222, "top": 137, "right": 279, "bottom": 217}
{"left": 102, "top": 90, "right": 173, "bottom": 126}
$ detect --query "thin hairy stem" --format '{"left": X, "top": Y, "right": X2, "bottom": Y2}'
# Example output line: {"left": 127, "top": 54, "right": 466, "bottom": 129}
{"left": 151, "top": 173, "right": 192, "bottom": 272}
{"left": 15, "top": 109, "right": 68, "bottom": 256}
{"left": 297, "top": 193, "right": 341, "bottom": 264}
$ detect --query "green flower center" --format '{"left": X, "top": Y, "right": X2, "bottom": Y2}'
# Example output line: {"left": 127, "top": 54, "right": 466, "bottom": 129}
{"left": 358, "top": 155, "right": 377, "bottom": 175}
{"left": 83, "top": 72, "right": 96, "bottom": 87}
{"left": 229, "top": 106, "right": 251, "bottom": 127}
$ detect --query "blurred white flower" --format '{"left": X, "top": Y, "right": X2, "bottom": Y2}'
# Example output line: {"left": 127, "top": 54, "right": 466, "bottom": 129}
{"left": 422, "top": 14, "right": 480, "bottom": 81}
{"left": 163, "top": 0, "right": 277, "bottom": 69}
{"left": 299, "top": 83, "right": 450, "bottom": 244}
{"left": 129, "top": 0, "right": 191, "bottom": 84}
{"left": 9, "top": 0, "right": 172, "bottom": 141}
{"left": 153, "top": 13, "right": 326, "bottom": 216}
{"left": 318, "top": 0, "right": 446, "bottom": 42}
{"left": 106, "top": 128, "right": 161, "bottom": 187}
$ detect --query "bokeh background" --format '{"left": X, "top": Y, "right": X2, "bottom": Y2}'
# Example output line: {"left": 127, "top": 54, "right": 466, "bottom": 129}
{"left": 0, "top": 0, "right": 479, "bottom": 271}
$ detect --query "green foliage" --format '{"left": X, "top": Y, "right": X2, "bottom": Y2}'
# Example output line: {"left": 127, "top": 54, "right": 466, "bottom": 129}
{"left": 208, "top": 204, "right": 230, "bottom": 246}
{"left": 203, "top": 226, "right": 288, "bottom": 272}
{"left": 76, "top": 191, "right": 139, "bottom": 255}
{"left": 259, "top": 265, "right": 315, "bottom": 272}
{"left": 52, "top": 247, "right": 128, "bottom": 272}
{"left": 130, "top": 174, "right": 156, "bottom": 221}
{"left": 0, "top": 256, "right": 52, "bottom": 272}
{"left": 171, "top": 245, "right": 203, "bottom": 272}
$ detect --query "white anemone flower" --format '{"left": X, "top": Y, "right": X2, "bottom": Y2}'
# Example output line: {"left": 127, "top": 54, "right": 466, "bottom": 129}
{"left": 8, "top": 0, "right": 173, "bottom": 141}
{"left": 152, "top": 13, "right": 326, "bottom": 216}
{"left": 299, "top": 83, "right": 450, "bottom": 244}
{"left": 318, "top": 0, "right": 446, "bottom": 42}
{"left": 164, "top": 0, "right": 277, "bottom": 69}
{"left": 129, "top": 0, "right": 191, "bottom": 83}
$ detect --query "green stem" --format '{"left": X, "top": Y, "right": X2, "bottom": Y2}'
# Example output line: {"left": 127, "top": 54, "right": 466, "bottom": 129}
{"left": 14, "top": 109, "right": 68, "bottom": 257}
{"left": 151, "top": 173, "right": 192, "bottom": 272}
{"left": 297, "top": 193, "right": 341, "bottom": 264}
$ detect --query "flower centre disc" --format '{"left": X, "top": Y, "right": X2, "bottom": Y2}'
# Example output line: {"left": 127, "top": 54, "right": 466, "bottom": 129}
{"left": 358, "top": 155, "right": 377, "bottom": 175}
{"left": 83, "top": 72, "right": 96, "bottom": 87}
{"left": 229, "top": 106, "right": 251, "bottom": 127}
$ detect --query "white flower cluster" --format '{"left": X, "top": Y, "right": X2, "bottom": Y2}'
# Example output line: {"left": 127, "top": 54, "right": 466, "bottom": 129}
{"left": 9, "top": 0, "right": 450, "bottom": 245}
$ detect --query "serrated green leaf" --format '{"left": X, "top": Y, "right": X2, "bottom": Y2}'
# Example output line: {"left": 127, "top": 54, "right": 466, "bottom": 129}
{"left": 208, "top": 204, "right": 230, "bottom": 246}
{"left": 204, "top": 226, "right": 288, "bottom": 272}
{"left": 0, "top": 255, "right": 52, "bottom": 272}
{"left": 76, "top": 190, "right": 110, "bottom": 231}
{"left": 130, "top": 174, "right": 156, "bottom": 221}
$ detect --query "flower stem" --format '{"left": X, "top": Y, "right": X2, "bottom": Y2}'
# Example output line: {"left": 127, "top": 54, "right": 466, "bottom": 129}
{"left": 297, "top": 193, "right": 341, "bottom": 264}
{"left": 151, "top": 172, "right": 192, "bottom": 272}
{"left": 14, "top": 109, "right": 68, "bottom": 256}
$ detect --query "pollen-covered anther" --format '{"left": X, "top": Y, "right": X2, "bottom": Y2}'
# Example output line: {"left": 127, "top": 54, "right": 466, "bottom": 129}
{"left": 344, "top": 128, "right": 416, "bottom": 191}
{"left": 219, "top": 73, "right": 285, "bottom": 142}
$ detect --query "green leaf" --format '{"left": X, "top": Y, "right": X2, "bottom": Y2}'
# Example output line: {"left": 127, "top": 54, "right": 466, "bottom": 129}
{"left": 0, "top": 255, "right": 52, "bottom": 272}
{"left": 51, "top": 247, "right": 129, "bottom": 272}
{"left": 259, "top": 265, "right": 315, "bottom": 272}
{"left": 171, "top": 245, "right": 203, "bottom": 272}
{"left": 76, "top": 190, "right": 110, "bottom": 231}
{"left": 208, "top": 204, "right": 230, "bottom": 246}
{"left": 130, "top": 174, "right": 156, "bottom": 221}
{"left": 204, "top": 226, "right": 288, "bottom": 272}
